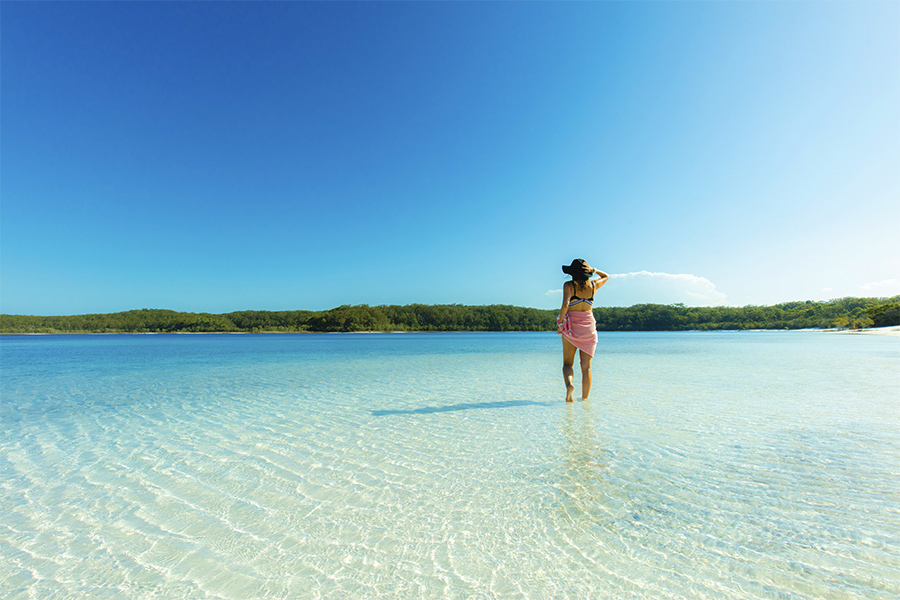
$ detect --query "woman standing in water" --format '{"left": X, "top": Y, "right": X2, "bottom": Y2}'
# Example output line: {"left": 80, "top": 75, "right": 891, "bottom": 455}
{"left": 557, "top": 259, "right": 609, "bottom": 402}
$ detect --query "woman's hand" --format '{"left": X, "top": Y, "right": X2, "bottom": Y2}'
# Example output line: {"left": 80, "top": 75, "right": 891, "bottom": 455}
{"left": 585, "top": 263, "right": 608, "bottom": 277}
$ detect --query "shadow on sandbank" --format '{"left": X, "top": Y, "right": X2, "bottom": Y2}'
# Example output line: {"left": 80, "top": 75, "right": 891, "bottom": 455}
{"left": 372, "top": 399, "right": 549, "bottom": 416}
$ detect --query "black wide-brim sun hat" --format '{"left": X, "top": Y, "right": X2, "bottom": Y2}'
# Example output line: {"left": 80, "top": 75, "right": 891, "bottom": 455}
{"left": 562, "top": 259, "right": 590, "bottom": 280}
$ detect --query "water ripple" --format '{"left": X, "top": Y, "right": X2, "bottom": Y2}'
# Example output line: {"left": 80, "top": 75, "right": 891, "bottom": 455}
{"left": 1, "top": 332, "right": 898, "bottom": 598}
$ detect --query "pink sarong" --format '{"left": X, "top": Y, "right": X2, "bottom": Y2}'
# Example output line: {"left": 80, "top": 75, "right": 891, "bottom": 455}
{"left": 558, "top": 311, "right": 598, "bottom": 356}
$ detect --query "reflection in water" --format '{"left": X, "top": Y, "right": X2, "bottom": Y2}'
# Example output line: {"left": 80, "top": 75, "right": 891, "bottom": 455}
{"left": 559, "top": 402, "right": 608, "bottom": 519}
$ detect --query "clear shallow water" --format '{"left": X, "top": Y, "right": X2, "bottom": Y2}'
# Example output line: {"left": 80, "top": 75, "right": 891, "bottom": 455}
{"left": 1, "top": 331, "right": 898, "bottom": 599}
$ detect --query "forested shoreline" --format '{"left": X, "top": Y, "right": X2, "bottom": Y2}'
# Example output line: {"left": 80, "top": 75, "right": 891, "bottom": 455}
{"left": 1, "top": 297, "right": 898, "bottom": 334}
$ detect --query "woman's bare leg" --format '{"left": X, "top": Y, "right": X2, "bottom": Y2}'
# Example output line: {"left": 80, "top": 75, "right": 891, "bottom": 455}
{"left": 580, "top": 351, "right": 593, "bottom": 400}
{"left": 562, "top": 337, "right": 577, "bottom": 402}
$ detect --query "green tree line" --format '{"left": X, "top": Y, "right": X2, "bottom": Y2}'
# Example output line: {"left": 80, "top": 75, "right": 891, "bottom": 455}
{"left": 1, "top": 297, "right": 897, "bottom": 334}
{"left": 593, "top": 297, "right": 899, "bottom": 331}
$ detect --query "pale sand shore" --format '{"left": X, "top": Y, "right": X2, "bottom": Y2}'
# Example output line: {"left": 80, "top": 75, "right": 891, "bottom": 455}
{"left": 843, "top": 326, "right": 900, "bottom": 337}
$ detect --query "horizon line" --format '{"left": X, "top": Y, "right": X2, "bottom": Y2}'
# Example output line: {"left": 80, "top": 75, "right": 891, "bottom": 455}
{"left": 3, "top": 294, "right": 898, "bottom": 318}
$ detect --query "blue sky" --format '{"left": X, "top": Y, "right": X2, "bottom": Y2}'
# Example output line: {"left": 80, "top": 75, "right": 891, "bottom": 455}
{"left": 2, "top": 1, "right": 898, "bottom": 315}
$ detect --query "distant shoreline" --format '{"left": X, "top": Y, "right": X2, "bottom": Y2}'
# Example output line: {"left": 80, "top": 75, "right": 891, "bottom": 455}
{"left": 2, "top": 298, "right": 898, "bottom": 334}
{"left": 836, "top": 325, "right": 900, "bottom": 337}
{"left": 3, "top": 328, "right": 898, "bottom": 337}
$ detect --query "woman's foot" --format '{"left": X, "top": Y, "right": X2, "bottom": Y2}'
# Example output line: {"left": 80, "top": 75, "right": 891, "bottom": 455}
{"left": 565, "top": 384, "right": 575, "bottom": 402}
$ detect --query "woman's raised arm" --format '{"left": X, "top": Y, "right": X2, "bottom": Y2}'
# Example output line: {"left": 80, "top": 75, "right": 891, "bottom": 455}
{"left": 588, "top": 267, "right": 610, "bottom": 290}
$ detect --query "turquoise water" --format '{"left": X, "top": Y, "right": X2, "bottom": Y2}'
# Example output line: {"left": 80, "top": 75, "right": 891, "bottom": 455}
{"left": 1, "top": 331, "right": 898, "bottom": 599}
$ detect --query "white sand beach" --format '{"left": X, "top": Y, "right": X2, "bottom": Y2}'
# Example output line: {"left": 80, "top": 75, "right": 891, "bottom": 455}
{"left": 847, "top": 326, "right": 900, "bottom": 337}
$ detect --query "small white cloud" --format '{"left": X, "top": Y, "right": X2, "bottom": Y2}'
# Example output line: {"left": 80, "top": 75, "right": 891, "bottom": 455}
{"left": 862, "top": 278, "right": 900, "bottom": 296}
{"left": 604, "top": 271, "right": 728, "bottom": 306}
{"left": 545, "top": 289, "right": 562, "bottom": 296}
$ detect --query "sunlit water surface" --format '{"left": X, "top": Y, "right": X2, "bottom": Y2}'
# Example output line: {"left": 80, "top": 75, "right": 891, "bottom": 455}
{"left": 1, "top": 332, "right": 898, "bottom": 599}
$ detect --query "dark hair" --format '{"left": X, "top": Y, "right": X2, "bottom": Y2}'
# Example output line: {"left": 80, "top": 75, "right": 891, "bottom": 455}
{"left": 572, "top": 277, "right": 590, "bottom": 292}
{"left": 562, "top": 259, "right": 591, "bottom": 295}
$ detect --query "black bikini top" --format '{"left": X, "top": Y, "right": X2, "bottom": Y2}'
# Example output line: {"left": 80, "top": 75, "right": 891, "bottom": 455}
{"left": 568, "top": 282, "right": 594, "bottom": 306}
